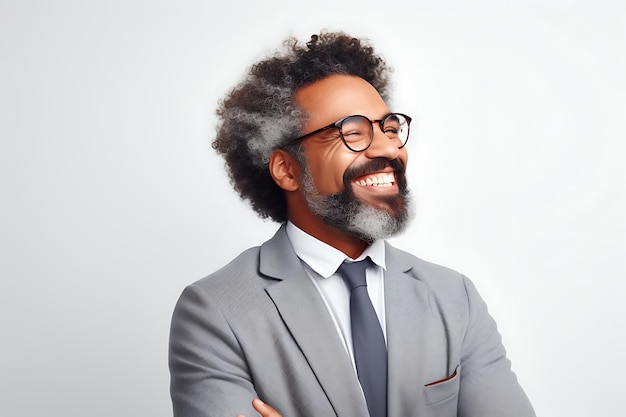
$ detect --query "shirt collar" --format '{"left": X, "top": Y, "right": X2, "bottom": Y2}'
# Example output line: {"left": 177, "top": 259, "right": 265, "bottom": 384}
{"left": 286, "top": 221, "right": 387, "bottom": 278}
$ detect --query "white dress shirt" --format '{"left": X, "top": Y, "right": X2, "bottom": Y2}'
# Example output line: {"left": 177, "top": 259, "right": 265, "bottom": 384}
{"left": 285, "top": 221, "right": 387, "bottom": 372}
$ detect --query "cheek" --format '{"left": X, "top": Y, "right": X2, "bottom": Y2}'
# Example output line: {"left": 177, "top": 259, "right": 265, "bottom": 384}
{"left": 320, "top": 160, "right": 353, "bottom": 193}
{"left": 307, "top": 147, "right": 357, "bottom": 194}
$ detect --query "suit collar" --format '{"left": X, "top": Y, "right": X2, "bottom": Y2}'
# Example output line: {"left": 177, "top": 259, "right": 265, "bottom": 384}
{"left": 260, "top": 225, "right": 425, "bottom": 416}
{"left": 260, "top": 224, "right": 369, "bottom": 416}
{"left": 384, "top": 242, "right": 432, "bottom": 416}
{"left": 285, "top": 221, "right": 388, "bottom": 278}
{"left": 259, "top": 223, "right": 300, "bottom": 280}
{"left": 259, "top": 223, "right": 415, "bottom": 278}
{"left": 384, "top": 240, "right": 413, "bottom": 274}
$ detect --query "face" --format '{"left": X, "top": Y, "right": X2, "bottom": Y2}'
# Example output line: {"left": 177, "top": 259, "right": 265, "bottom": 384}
{"left": 293, "top": 74, "right": 413, "bottom": 241}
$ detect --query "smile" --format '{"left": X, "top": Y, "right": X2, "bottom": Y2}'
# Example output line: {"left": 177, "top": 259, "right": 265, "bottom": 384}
{"left": 353, "top": 173, "right": 396, "bottom": 187}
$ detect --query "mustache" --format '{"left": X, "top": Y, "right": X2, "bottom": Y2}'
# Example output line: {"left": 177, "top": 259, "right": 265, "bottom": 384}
{"left": 343, "top": 157, "right": 406, "bottom": 183}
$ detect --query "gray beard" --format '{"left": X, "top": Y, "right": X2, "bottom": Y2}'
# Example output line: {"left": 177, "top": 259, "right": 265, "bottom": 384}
{"left": 300, "top": 159, "right": 414, "bottom": 242}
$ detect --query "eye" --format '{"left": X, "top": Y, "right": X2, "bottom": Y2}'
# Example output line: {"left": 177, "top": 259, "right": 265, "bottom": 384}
{"left": 382, "top": 115, "right": 402, "bottom": 137}
{"left": 341, "top": 118, "right": 369, "bottom": 139}
{"left": 383, "top": 123, "right": 400, "bottom": 137}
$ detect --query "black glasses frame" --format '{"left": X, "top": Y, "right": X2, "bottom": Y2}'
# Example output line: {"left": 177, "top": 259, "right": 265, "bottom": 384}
{"left": 291, "top": 112, "right": 412, "bottom": 152}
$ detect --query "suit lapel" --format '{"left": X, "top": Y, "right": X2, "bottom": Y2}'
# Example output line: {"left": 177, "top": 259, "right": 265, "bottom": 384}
{"left": 260, "top": 226, "right": 368, "bottom": 417}
{"left": 384, "top": 244, "right": 431, "bottom": 416}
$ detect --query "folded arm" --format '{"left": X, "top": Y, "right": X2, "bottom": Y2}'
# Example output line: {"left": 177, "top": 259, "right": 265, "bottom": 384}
{"left": 169, "top": 284, "right": 259, "bottom": 417}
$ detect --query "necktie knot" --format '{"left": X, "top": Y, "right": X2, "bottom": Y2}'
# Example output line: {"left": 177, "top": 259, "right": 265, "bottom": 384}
{"left": 337, "top": 259, "right": 370, "bottom": 291}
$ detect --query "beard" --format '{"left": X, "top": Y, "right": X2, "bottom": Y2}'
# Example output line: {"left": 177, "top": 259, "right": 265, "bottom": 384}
{"left": 300, "top": 157, "right": 414, "bottom": 242}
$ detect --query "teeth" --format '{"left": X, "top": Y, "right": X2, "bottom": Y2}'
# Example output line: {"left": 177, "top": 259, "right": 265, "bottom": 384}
{"left": 355, "top": 173, "right": 395, "bottom": 187}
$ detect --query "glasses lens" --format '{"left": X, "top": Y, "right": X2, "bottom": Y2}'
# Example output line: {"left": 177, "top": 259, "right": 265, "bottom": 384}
{"left": 382, "top": 114, "right": 410, "bottom": 147}
{"left": 339, "top": 116, "right": 373, "bottom": 151}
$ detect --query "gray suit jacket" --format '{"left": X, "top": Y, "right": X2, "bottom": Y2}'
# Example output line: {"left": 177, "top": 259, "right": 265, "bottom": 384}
{"left": 169, "top": 225, "right": 535, "bottom": 417}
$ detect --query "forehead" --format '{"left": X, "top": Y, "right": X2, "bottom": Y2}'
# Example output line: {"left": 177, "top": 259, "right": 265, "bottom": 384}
{"left": 294, "top": 74, "right": 390, "bottom": 128}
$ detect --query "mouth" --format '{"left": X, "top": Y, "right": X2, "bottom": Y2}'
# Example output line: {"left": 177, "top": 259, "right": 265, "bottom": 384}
{"left": 350, "top": 168, "right": 402, "bottom": 207}
{"left": 352, "top": 171, "right": 396, "bottom": 188}
{"left": 345, "top": 158, "right": 405, "bottom": 196}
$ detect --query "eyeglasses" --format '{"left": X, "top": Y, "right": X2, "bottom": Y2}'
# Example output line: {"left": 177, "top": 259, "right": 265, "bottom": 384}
{"left": 291, "top": 113, "right": 412, "bottom": 152}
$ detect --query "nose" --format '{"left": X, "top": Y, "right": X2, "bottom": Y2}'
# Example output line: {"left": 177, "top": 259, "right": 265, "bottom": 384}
{"left": 364, "top": 126, "right": 402, "bottom": 160}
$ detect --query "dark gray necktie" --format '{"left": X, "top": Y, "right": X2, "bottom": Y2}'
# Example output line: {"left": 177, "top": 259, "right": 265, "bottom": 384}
{"left": 338, "top": 259, "right": 387, "bottom": 417}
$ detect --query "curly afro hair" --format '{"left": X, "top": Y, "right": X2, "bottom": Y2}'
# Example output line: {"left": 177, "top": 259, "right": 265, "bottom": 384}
{"left": 212, "top": 31, "right": 392, "bottom": 222}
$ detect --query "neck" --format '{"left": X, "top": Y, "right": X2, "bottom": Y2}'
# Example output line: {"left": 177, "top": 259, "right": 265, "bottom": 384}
{"left": 288, "top": 215, "right": 368, "bottom": 260}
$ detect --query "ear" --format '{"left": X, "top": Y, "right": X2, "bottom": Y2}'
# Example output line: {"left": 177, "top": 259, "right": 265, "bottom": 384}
{"left": 269, "top": 149, "right": 300, "bottom": 192}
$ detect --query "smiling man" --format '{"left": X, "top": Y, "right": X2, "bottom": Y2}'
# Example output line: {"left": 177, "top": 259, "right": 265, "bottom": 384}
{"left": 276, "top": 74, "right": 411, "bottom": 259}
{"left": 169, "top": 32, "right": 535, "bottom": 417}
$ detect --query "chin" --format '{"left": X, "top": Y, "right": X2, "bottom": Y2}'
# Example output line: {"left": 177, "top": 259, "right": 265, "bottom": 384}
{"left": 345, "top": 195, "right": 414, "bottom": 241}
{"left": 308, "top": 187, "right": 414, "bottom": 242}
{"left": 300, "top": 157, "right": 414, "bottom": 241}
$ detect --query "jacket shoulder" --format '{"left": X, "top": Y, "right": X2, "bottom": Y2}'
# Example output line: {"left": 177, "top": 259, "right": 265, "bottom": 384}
{"left": 388, "top": 244, "right": 466, "bottom": 281}
{"left": 192, "top": 246, "right": 263, "bottom": 292}
{"left": 386, "top": 243, "right": 473, "bottom": 300}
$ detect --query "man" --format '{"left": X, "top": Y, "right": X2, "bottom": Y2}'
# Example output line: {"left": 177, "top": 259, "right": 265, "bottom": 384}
{"left": 169, "top": 31, "right": 535, "bottom": 417}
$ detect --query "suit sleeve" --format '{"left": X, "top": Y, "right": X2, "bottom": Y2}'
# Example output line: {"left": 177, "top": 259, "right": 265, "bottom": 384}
{"left": 169, "top": 284, "right": 258, "bottom": 417}
{"left": 457, "top": 276, "right": 536, "bottom": 417}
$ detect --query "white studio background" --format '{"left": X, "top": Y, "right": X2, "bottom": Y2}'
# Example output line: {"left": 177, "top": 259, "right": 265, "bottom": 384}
{"left": 1, "top": 1, "right": 624, "bottom": 416}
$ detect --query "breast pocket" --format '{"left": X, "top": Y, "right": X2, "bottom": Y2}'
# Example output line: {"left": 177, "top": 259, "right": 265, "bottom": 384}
{"left": 423, "top": 364, "right": 460, "bottom": 413}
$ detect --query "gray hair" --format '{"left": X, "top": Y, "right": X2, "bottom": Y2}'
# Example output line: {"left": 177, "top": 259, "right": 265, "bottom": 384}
{"left": 212, "top": 31, "right": 392, "bottom": 222}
